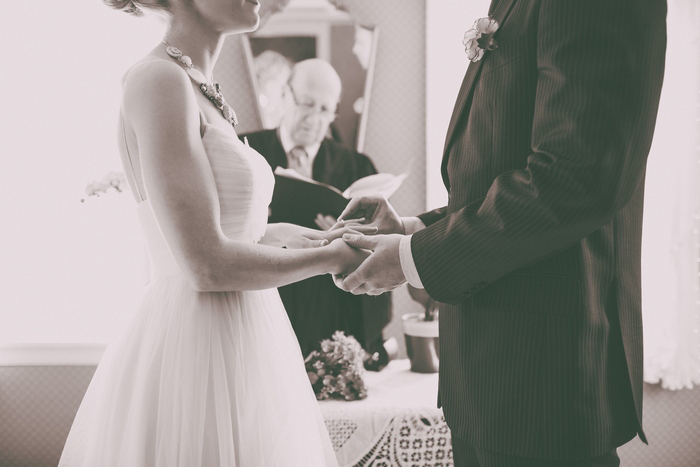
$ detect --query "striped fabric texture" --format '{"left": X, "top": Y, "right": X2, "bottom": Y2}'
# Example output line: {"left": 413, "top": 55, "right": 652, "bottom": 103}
{"left": 411, "top": 0, "right": 667, "bottom": 460}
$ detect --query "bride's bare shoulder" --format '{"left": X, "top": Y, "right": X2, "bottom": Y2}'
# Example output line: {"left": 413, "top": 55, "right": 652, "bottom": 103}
{"left": 120, "top": 57, "right": 184, "bottom": 88}
{"left": 120, "top": 58, "right": 197, "bottom": 121}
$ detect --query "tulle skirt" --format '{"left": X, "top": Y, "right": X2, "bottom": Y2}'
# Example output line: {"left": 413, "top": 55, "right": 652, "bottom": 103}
{"left": 59, "top": 274, "right": 338, "bottom": 466}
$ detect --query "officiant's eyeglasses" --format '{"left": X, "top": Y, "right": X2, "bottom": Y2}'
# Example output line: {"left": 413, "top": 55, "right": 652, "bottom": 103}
{"left": 288, "top": 85, "right": 338, "bottom": 122}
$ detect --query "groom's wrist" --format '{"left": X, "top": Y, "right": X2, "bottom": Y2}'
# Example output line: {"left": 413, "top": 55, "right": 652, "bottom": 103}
{"left": 401, "top": 217, "right": 426, "bottom": 235}
{"left": 399, "top": 235, "right": 424, "bottom": 289}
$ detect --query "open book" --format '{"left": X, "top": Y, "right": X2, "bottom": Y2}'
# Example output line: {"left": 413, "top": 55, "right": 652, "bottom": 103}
{"left": 269, "top": 167, "right": 408, "bottom": 229}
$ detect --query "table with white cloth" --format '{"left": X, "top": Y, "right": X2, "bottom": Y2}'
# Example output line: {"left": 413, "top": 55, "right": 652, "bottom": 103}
{"left": 319, "top": 359, "right": 453, "bottom": 467}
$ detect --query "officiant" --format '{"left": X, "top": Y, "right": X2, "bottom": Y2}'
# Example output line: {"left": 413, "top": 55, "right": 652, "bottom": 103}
{"left": 241, "top": 58, "right": 391, "bottom": 368}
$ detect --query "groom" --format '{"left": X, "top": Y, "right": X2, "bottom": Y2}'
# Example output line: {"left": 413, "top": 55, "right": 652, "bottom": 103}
{"left": 337, "top": 0, "right": 667, "bottom": 465}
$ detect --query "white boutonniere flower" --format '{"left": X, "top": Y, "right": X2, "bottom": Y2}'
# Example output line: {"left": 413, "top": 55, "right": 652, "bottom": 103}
{"left": 463, "top": 17, "right": 500, "bottom": 62}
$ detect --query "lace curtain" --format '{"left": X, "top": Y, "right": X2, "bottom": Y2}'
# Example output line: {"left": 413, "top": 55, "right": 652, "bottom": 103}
{"left": 641, "top": 0, "right": 700, "bottom": 390}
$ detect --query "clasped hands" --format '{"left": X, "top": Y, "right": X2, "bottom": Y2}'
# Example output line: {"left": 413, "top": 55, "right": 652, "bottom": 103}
{"left": 330, "top": 196, "right": 411, "bottom": 296}
{"left": 280, "top": 196, "right": 415, "bottom": 295}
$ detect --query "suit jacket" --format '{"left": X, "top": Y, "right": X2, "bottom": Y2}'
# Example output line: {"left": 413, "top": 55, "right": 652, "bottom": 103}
{"left": 412, "top": 0, "right": 667, "bottom": 459}
{"left": 241, "top": 129, "right": 392, "bottom": 358}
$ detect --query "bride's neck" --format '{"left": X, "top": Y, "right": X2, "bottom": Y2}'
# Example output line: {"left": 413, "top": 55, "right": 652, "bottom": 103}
{"left": 164, "top": 20, "right": 225, "bottom": 80}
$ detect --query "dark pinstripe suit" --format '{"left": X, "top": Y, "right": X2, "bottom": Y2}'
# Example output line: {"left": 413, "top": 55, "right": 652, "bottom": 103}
{"left": 411, "top": 0, "right": 667, "bottom": 460}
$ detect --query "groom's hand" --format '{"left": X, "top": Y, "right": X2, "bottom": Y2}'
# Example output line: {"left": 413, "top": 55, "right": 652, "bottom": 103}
{"left": 337, "top": 196, "right": 405, "bottom": 235}
{"left": 337, "top": 233, "right": 406, "bottom": 295}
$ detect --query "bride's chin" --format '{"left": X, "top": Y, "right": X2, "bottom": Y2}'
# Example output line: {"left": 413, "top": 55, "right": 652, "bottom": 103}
{"left": 226, "top": 17, "right": 260, "bottom": 35}
{"left": 238, "top": 12, "right": 260, "bottom": 32}
{"left": 249, "top": 16, "right": 261, "bottom": 31}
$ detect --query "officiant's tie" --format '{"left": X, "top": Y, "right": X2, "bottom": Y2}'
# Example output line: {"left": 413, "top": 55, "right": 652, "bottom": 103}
{"left": 288, "top": 146, "right": 312, "bottom": 178}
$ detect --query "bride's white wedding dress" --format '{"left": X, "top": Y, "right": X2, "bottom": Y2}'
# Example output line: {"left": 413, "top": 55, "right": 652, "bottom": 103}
{"left": 59, "top": 118, "right": 338, "bottom": 466}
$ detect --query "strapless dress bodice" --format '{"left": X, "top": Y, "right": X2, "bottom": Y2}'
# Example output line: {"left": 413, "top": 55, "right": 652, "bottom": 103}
{"left": 137, "top": 124, "right": 274, "bottom": 281}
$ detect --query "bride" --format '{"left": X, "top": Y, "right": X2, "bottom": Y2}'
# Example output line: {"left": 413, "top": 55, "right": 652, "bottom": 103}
{"left": 59, "top": 0, "right": 372, "bottom": 465}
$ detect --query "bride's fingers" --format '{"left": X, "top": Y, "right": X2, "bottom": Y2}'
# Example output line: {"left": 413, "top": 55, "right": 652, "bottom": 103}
{"left": 315, "top": 239, "right": 329, "bottom": 247}
{"left": 337, "top": 225, "right": 378, "bottom": 236}
{"left": 326, "top": 228, "right": 379, "bottom": 245}
{"left": 339, "top": 217, "right": 366, "bottom": 225}
{"left": 299, "top": 238, "right": 329, "bottom": 249}
{"left": 323, "top": 226, "right": 373, "bottom": 242}
{"left": 329, "top": 217, "right": 365, "bottom": 231}
{"left": 315, "top": 214, "right": 337, "bottom": 231}
{"left": 342, "top": 226, "right": 378, "bottom": 236}
{"left": 323, "top": 229, "right": 350, "bottom": 242}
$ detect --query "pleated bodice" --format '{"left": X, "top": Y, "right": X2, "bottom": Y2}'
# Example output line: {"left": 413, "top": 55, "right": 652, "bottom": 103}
{"left": 136, "top": 124, "right": 274, "bottom": 281}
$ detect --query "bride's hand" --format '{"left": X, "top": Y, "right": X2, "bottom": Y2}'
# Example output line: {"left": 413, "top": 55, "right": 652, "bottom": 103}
{"left": 284, "top": 224, "right": 378, "bottom": 249}
{"left": 325, "top": 238, "right": 371, "bottom": 275}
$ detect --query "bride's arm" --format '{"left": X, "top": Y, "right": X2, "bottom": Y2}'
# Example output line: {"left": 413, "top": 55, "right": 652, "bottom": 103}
{"left": 259, "top": 222, "right": 376, "bottom": 249}
{"left": 122, "top": 60, "right": 366, "bottom": 292}
{"left": 259, "top": 223, "right": 313, "bottom": 248}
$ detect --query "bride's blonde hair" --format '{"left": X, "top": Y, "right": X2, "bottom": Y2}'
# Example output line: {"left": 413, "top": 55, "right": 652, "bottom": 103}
{"left": 103, "top": 0, "right": 170, "bottom": 17}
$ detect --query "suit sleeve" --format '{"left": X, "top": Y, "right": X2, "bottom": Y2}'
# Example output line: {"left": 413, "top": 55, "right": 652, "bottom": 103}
{"left": 411, "top": 0, "right": 667, "bottom": 304}
{"left": 418, "top": 207, "right": 447, "bottom": 227}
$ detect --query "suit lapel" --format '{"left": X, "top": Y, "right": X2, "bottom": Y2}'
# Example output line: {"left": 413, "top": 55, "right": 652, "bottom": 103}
{"left": 441, "top": 0, "right": 517, "bottom": 187}
{"left": 442, "top": 58, "right": 487, "bottom": 157}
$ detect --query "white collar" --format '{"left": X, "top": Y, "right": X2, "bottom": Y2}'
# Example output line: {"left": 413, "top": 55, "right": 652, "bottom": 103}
{"left": 278, "top": 122, "right": 323, "bottom": 162}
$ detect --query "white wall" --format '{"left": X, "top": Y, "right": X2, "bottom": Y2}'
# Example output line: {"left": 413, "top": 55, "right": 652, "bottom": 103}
{"left": 639, "top": 0, "right": 700, "bottom": 389}
{"left": 0, "top": 2, "right": 165, "bottom": 343}
{"left": 425, "top": 0, "right": 490, "bottom": 210}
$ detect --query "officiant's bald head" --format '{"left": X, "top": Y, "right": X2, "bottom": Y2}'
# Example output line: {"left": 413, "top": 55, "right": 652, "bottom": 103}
{"left": 282, "top": 59, "right": 342, "bottom": 147}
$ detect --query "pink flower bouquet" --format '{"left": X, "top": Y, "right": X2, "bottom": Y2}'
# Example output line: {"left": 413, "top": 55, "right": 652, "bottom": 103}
{"left": 305, "top": 331, "right": 377, "bottom": 401}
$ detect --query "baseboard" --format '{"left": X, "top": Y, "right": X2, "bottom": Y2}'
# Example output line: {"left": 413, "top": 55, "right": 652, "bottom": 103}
{"left": 0, "top": 343, "right": 106, "bottom": 366}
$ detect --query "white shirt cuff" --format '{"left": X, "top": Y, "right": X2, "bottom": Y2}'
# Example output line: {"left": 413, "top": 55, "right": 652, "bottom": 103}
{"left": 399, "top": 234, "right": 424, "bottom": 289}
{"left": 401, "top": 216, "right": 426, "bottom": 235}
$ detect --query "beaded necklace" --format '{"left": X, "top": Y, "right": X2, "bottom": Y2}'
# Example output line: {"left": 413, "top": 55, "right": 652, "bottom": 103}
{"left": 162, "top": 40, "right": 238, "bottom": 128}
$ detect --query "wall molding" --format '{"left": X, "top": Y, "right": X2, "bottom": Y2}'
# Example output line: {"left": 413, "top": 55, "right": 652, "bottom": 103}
{"left": 0, "top": 343, "right": 105, "bottom": 366}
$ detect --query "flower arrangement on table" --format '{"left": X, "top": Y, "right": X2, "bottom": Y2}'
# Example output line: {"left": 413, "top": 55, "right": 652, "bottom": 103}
{"left": 81, "top": 171, "right": 128, "bottom": 202}
{"left": 305, "top": 331, "right": 378, "bottom": 401}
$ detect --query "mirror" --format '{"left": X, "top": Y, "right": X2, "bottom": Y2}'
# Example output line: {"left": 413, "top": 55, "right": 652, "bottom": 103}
{"left": 242, "top": 0, "right": 379, "bottom": 152}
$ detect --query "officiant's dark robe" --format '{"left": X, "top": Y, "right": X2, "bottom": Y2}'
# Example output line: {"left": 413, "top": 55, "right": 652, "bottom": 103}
{"left": 241, "top": 129, "right": 391, "bottom": 360}
{"left": 410, "top": 0, "right": 667, "bottom": 460}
